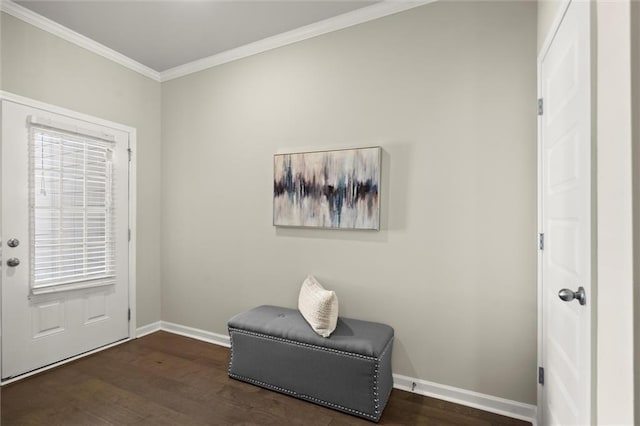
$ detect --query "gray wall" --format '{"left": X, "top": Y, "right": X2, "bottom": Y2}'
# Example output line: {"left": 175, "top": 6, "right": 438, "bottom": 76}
{"left": 162, "top": 1, "right": 537, "bottom": 404}
{"left": 633, "top": 2, "right": 640, "bottom": 422}
{"left": 1, "top": 13, "right": 163, "bottom": 327}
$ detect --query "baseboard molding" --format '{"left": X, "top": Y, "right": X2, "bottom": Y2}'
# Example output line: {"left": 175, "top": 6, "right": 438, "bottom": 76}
{"left": 393, "top": 374, "right": 536, "bottom": 424}
{"left": 136, "top": 322, "right": 536, "bottom": 424}
{"left": 135, "top": 321, "right": 162, "bottom": 338}
{"left": 158, "top": 321, "right": 231, "bottom": 348}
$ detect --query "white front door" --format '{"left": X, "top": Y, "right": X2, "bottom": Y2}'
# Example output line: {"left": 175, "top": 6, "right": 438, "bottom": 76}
{"left": 1, "top": 99, "right": 130, "bottom": 380}
{"left": 539, "top": 1, "right": 592, "bottom": 424}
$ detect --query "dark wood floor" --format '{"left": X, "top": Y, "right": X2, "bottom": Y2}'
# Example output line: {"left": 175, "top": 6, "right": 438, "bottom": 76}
{"left": 1, "top": 331, "right": 531, "bottom": 425}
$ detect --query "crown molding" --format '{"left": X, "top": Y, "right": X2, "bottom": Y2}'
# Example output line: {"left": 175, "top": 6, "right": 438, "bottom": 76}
{"left": 1, "top": 0, "right": 435, "bottom": 84}
{"left": 159, "top": 0, "right": 435, "bottom": 82}
{"left": 0, "top": 0, "right": 161, "bottom": 82}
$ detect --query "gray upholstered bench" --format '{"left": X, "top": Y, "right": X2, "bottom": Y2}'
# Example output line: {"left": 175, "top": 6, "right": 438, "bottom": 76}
{"left": 227, "top": 305, "right": 394, "bottom": 422}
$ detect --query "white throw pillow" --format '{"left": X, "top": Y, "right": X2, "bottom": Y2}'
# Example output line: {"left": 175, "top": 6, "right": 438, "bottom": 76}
{"left": 298, "top": 275, "right": 339, "bottom": 337}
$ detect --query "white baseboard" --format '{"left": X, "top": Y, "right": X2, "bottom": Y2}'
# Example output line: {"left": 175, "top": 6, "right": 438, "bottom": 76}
{"left": 160, "top": 321, "right": 231, "bottom": 348}
{"left": 135, "top": 321, "right": 161, "bottom": 337}
{"left": 136, "top": 320, "right": 230, "bottom": 347}
{"left": 136, "top": 322, "right": 536, "bottom": 424}
{"left": 393, "top": 374, "right": 536, "bottom": 425}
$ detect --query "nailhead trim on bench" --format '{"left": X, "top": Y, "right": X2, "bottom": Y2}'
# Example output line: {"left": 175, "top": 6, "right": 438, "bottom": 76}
{"left": 228, "top": 371, "right": 378, "bottom": 421}
{"left": 228, "top": 327, "right": 394, "bottom": 422}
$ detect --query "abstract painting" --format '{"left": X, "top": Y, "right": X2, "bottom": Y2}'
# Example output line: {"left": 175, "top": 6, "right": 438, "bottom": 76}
{"left": 273, "top": 147, "right": 381, "bottom": 229}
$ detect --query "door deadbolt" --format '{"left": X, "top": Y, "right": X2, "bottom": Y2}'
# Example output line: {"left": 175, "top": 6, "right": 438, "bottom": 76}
{"left": 7, "top": 238, "right": 19, "bottom": 248}
{"left": 7, "top": 258, "right": 20, "bottom": 267}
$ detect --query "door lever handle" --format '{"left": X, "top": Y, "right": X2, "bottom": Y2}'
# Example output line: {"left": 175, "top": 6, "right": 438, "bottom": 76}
{"left": 7, "top": 257, "right": 20, "bottom": 267}
{"left": 558, "top": 286, "right": 586, "bottom": 306}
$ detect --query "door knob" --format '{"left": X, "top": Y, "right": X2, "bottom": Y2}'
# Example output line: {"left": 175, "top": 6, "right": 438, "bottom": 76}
{"left": 7, "top": 258, "right": 20, "bottom": 267}
{"left": 558, "top": 286, "right": 586, "bottom": 306}
{"left": 7, "top": 238, "right": 19, "bottom": 248}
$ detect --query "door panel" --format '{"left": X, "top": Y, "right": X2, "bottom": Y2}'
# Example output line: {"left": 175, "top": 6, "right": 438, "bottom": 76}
{"left": 540, "top": 1, "right": 592, "bottom": 424}
{"left": 1, "top": 100, "right": 130, "bottom": 380}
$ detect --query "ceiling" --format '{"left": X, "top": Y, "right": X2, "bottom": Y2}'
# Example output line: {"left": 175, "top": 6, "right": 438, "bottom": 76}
{"left": 14, "top": 1, "right": 379, "bottom": 73}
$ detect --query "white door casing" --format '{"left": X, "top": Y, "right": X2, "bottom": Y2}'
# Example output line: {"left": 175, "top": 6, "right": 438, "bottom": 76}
{"left": 1, "top": 98, "right": 133, "bottom": 380}
{"left": 538, "top": 1, "right": 592, "bottom": 425}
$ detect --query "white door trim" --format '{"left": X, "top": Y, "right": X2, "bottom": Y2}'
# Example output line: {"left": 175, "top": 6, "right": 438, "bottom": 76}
{"left": 0, "top": 91, "right": 137, "bottom": 381}
{"left": 0, "top": 91, "right": 136, "bottom": 134}
{"left": 595, "top": 1, "right": 635, "bottom": 423}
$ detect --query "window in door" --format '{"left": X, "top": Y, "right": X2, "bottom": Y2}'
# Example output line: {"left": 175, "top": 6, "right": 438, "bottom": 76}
{"left": 29, "top": 120, "right": 116, "bottom": 295}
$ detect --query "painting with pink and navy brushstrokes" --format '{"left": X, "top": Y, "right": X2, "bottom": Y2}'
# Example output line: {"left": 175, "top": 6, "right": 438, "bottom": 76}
{"left": 273, "top": 147, "right": 380, "bottom": 230}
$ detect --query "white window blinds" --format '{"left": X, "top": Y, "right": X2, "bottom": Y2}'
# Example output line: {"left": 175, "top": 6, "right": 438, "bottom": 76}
{"left": 29, "top": 120, "right": 116, "bottom": 294}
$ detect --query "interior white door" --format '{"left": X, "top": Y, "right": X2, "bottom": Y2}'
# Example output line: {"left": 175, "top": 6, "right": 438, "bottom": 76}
{"left": 1, "top": 100, "right": 130, "bottom": 380}
{"left": 539, "top": 1, "right": 592, "bottom": 424}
